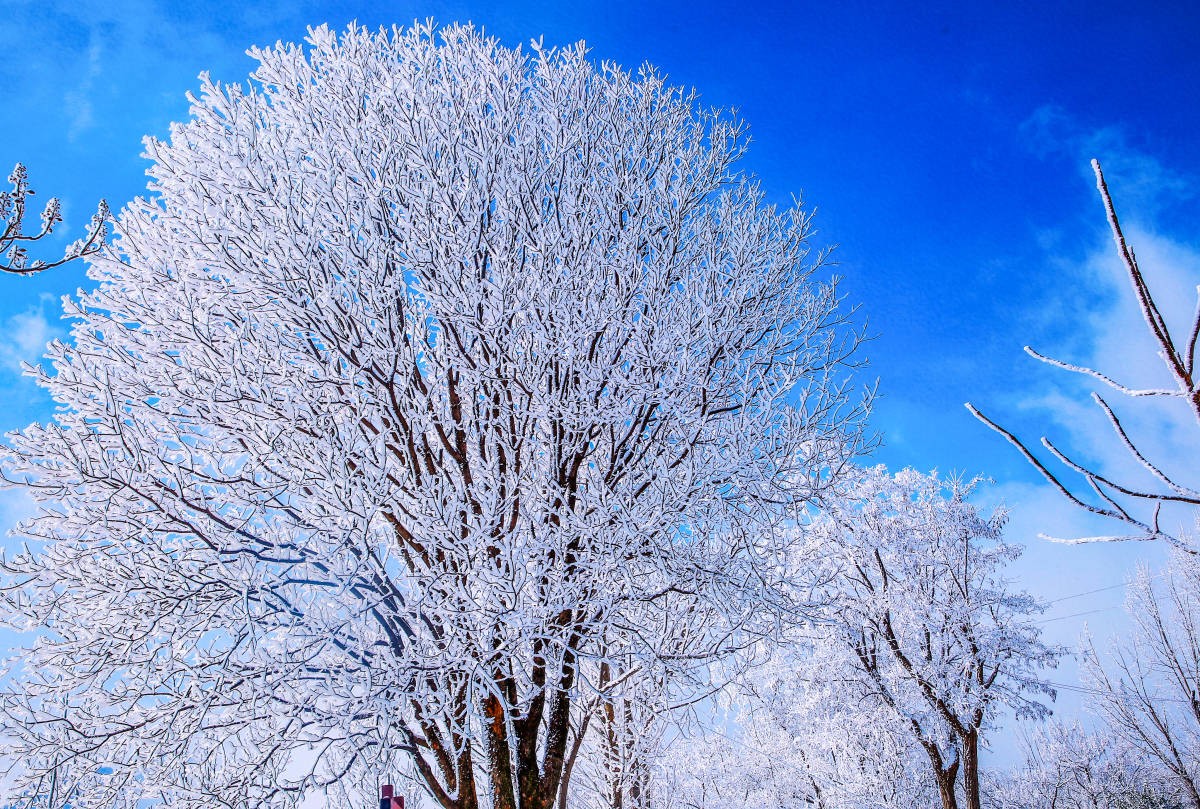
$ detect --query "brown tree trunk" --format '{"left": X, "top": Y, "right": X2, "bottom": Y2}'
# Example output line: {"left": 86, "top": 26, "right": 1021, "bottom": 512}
{"left": 405, "top": 684, "right": 482, "bottom": 809}
{"left": 483, "top": 659, "right": 578, "bottom": 809}
{"left": 626, "top": 700, "right": 650, "bottom": 809}
{"left": 556, "top": 712, "right": 593, "bottom": 809}
{"left": 1183, "top": 776, "right": 1200, "bottom": 809}
{"left": 961, "top": 729, "right": 982, "bottom": 809}
{"left": 599, "top": 661, "right": 624, "bottom": 809}
{"left": 918, "top": 737, "right": 959, "bottom": 809}
{"left": 935, "top": 766, "right": 960, "bottom": 809}
{"left": 484, "top": 692, "right": 518, "bottom": 809}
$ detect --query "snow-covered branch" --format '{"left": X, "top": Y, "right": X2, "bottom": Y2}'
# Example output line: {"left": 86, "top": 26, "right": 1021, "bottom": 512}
{"left": 0, "top": 163, "right": 108, "bottom": 274}
{"left": 968, "top": 160, "right": 1200, "bottom": 550}
{"left": 0, "top": 22, "right": 869, "bottom": 809}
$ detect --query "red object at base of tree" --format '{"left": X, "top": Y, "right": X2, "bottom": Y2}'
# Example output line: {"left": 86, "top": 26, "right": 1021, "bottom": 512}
{"left": 380, "top": 784, "right": 404, "bottom": 809}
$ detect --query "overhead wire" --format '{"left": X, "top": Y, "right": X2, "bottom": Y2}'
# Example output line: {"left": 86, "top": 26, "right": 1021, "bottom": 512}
{"left": 1034, "top": 607, "right": 1120, "bottom": 625}
{"left": 1041, "top": 570, "right": 1167, "bottom": 606}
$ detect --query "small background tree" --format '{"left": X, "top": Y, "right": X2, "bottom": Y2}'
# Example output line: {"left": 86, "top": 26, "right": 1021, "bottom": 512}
{"left": 651, "top": 467, "right": 1062, "bottom": 809}
{"left": 1082, "top": 552, "right": 1200, "bottom": 808}
{"left": 808, "top": 467, "right": 1062, "bottom": 809}
{"left": 992, "top": 721, "right": 1182, "bottom": 809}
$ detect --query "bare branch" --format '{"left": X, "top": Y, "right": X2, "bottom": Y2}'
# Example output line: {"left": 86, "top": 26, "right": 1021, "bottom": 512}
{"left": 965, "top": 403, "right": 1110, "bottom": 517}
{"left": 969, "top": 161, "right": 1200, "bottom": 551}
{"left": 1093, "top": 159, "right": 1200, "bottom": 422}
{"left": 1092, "top": 391, "right": 1200, "bottom": 500}
{"left": 1024, "top": 346, "right": 1177, "bottom": 397}
{"left": 1186, "top": 285, "right": 1200, "bottom": 377}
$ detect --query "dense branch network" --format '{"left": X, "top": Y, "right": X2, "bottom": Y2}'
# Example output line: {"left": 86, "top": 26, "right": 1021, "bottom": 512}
{"left": 0, "top": 23, "right": 869, "bottom": 809}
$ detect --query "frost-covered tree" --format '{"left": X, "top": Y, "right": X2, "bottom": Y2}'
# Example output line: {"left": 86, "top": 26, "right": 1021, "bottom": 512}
{"left": 653, "top": 469, "right": 1061, "bottom": 809}
{"left": 808, "top": 468, "right": 1062, "bottom": 809}
{"left": 552, "top": 653, "right": 669, "bottom": 809}
{"left": 660, "top": 651, "right": 937, "bottom": 809}
{"left": 0, "top": 23, "right": 869, "bottom": 809}
{"left": 992, "top": 721, "right": 1183, "bottom": 809}
{"left": 969, "top": 160, "right": 1200, "bottom": 550}
{"left": 0, "top": 163, "right": 108, "bottom": 273}
{"left": 1082, "top": 551, "right": 1200, "bottom": 808}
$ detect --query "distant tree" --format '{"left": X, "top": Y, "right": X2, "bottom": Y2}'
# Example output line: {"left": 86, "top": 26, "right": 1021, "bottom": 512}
{"left": 662, "top": 649, "right": 938, "bottom": 809}
{"left": 657, "top": 700, "right": 935, "bottom": 809}
{"left": 0, "top": 163, "right": 108, "bottom": 273}
{"left": 552, "top": 652, "right": 669, "bottom": 809}
{"left": 993, "top": 721, "right": 1183, "bottom": 809}
{"left": 808, "top": 468, "right": 1062, "bottom": 809}
{"left": 652, "top": 469, "right": 1060, "bottom": 809}
{"left": 968, "top": 160, "right": 1200, "bottom": 550}
{"left": 1082, "top": 552, "right": 1200, "bottom": 808}
{"left": 0, "top": 22, "right": 869, "bottom": 809}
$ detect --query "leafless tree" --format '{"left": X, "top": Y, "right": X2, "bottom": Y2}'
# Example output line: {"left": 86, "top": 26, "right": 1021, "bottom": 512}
{"left": 811, "top": 468, "right": 1061, "bottom": 809}
{"left": 994, "top": 721, "right": 1182, "bottom": 809}
{"left": 0, "top": 23, "right": 869, "bottom": 809}
{"left": 1083, "top": 553, "right": 1200, "bottom": 808}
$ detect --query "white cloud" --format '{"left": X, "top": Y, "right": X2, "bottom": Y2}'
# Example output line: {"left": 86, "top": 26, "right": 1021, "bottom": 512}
{"left": 1016, "top": 223, "right": 1200, "bottom": 540}
{"left": 1001, "top": 118, "right": 1200, "bottom": 547}
{"left": 1021, "top": 105, "right": 1194, "bottom": 216}
{"left": 1077, "top": 227, "right": 1200, "bottom": 386}
{"left": 0, "top": 294, "right": 60, "bottom": 374}
{"left": 65, "top": 33, "right": 104, "bottom": 142}
{"left": 971, "top": 127, "right": 1199, "bottom": 766}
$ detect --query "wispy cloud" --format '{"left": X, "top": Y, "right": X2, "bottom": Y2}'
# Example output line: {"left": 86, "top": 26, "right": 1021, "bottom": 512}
{"left": 0, "top": 294, "right": 60, "bottom": 374}
{"left": 64, "top": 32, "right": 104, "bottom": 141}
{"left": 1020, "top": 104, "right": 1195, "bottom": 215}
{"left": 1007, "top": 123, "right": 1200, "bottom": 546}
{"left": 1020, "top": 228, "right": 1200, "bottom": 491}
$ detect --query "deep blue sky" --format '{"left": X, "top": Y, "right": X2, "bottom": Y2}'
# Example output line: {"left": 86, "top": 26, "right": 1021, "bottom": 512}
{"left": 3, "top": 0, "right": 1200, "bottom": 769}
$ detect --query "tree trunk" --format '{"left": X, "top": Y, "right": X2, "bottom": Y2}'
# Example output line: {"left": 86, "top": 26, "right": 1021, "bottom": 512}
{"left": 919, "top": 740, "right": 959, "bottom": 809}
{"left": 556, "top": 713, "right": 592, "bottom": 809}
{"left": 484, "top": 692, "right": 518, "bottom": 809}
{"left": 599, "top": 661, "right": 624, "bottom": 809}
{"left": 623, "top": 695, "right": 650, "bottom": 809}
{"left": 1183, "top": 775, "right": 1200, "bottom": 809}
{"left": 935, "top": 767, "right": 960, "bottom": 809}
{"left": 961, "top": 729, "right": 982, "bottom": 809}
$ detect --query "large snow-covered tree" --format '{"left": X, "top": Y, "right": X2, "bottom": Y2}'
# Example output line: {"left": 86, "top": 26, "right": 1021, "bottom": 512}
{"left": 0, "top": 23, "right": 868, "bottom": 809}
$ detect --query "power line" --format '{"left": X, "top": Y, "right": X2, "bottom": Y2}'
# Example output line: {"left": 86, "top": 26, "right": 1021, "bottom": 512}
{"left": 1034, "top": 607, "right": 1120, "bottom": 625}
{"left": 1042, "top": 570, "right": 1167, "bottom": 606}
{"left": 1043, "top": 678, "right": 1194, "bottom": 706}
{"left": 1031, "top": 572, "right": 1177, "bottom": 630}
{"left": 1044, "top": 581, "right": 1128, "bottom": 605}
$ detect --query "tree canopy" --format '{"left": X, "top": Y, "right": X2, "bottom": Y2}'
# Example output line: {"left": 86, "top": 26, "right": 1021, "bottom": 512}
{"left": 0, "top": 23, "right": 868, "bottom": 809}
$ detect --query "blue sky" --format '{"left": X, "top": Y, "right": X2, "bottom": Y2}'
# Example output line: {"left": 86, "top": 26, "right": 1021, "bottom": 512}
{"left": 3, "top": 0, "right": 1200, "bottom": 771}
